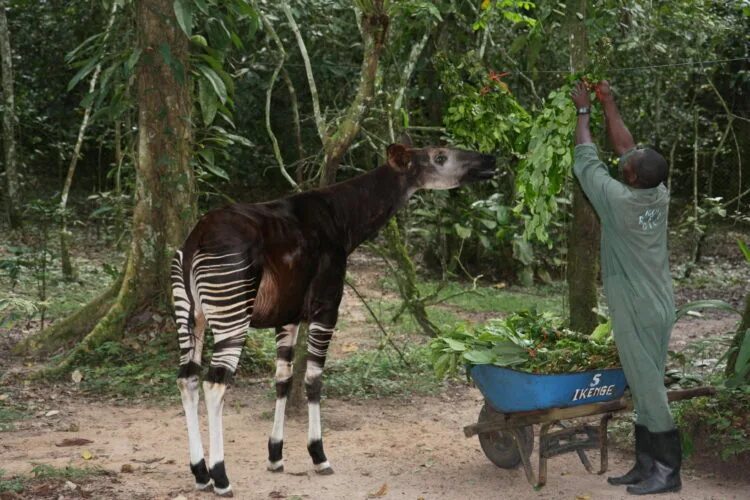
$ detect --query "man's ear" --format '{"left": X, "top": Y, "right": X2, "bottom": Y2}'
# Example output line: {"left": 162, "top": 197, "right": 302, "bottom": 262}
{"left": 386, "top": 143, "right": 411, "bottom": 171}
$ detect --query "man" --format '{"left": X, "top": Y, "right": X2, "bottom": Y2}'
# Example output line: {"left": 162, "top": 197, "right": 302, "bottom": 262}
{"left": 570, "top": 80, "right": 681, "bottom": 495}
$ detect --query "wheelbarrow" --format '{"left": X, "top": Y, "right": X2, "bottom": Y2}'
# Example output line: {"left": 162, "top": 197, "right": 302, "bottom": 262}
{"left": 463, "top": 365, "right": 715, "bottom": 488}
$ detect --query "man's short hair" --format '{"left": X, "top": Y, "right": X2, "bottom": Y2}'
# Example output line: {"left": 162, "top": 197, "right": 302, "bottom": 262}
{"left": 632, "top": 147, "right": 668, "bottom": 188}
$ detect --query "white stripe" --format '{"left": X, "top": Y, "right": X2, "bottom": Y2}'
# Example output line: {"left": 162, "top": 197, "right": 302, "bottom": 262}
{"left": 270, "top": 397, "right": 287, "bottom": 442}
{"left": 308, "top": 402, "right": 322, "bottom": 442}
{"left": 178, "top": 375, "right": 204, "bottom": 466}
{"left": 203, "top": 381, "right": 226, "bottom": 469}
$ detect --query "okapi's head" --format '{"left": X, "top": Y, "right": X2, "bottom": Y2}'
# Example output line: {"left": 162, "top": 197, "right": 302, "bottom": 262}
{"left": 386, "top": 143, "right": 496, "bottom": 190}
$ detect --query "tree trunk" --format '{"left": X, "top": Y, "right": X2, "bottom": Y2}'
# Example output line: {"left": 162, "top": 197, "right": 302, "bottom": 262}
{"left": 0, "top": 0, "right": 20, "bottom": 229}
{"left": 319, "top": 6, "right": 388, "bottom": 186}
{"left": 566, "top": 0, "right": 600, "bottom": 335}
{"left": 21, "top": 0, "right": 196, "bottom": 369}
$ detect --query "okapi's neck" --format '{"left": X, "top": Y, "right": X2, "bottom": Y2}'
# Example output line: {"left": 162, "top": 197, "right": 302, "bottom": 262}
{"left": 319, "top": 165, "right": 414, "bottom": 254}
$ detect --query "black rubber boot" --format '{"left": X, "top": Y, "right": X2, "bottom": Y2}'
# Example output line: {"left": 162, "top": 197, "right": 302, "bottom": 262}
{"left": 608, "top": 424, "right": 654, "bottom": 485}
{"left": 627, "top": 429, "right": 682, "bottom": 495}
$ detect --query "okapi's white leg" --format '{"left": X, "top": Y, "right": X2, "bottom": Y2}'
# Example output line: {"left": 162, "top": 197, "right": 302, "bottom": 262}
{"left": 178, "top": 370, "right": 211, "bottom": 490}
{"left": 267, "top": 323, "right": 299, "bottom": 472}
{"left": 203, "top": 380, "right": 228, "bottom": 492}
{"left": 173, "top": 249, "right": 212, "bottom": 491}
{"left": 306, "top": 322, "right": 335, "bottom": 474}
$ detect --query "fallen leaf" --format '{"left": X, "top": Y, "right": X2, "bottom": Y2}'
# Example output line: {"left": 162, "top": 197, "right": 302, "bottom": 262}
{"left": 81, "top": 450, "right": 93, "bottom": 460}
{"left": 44, "top": 410, "right": 60, "bottom": 417}
{"left": 120, "top": 464, "right": 135, "bottom": 473}
{"left": 575, "top": 495, "right": 591, "bottom": 500}
{"left": 367, "top": 483, "right": 388, "bottom": 498}
{"left": 341, "top": 344, "right": 358, "bottom": 353}
{"left": 0, "top": 394, "right": 8, "bottom": 401}
{"left": 56, "top": 438, "right": 93, "bottom": 447}
{"left": 64, "top": 480, "right": 77, "bottom": 491}
{"left": 71, "top": 369, "right": 83, "bottom": 384}
{"left": 269, "top": 492, "right": 286, "bottom": 499}
{"left": 133, "top": 457, "right": 163, "bottom": 464}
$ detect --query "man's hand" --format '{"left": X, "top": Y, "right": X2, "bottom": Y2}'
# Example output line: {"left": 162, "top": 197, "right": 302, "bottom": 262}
{"left": 594, "top": 80, "right": 614, "bottom": 103}
{"left": 570, "top": 80, "right": 591, "bottom": 108}
{"left": 594, "top": 79, "right": 636, "bottom": 155}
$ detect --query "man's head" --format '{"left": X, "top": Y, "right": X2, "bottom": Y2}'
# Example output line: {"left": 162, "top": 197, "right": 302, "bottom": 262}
{"left": 619, "top": 147, "right": 668, "bottom": 189}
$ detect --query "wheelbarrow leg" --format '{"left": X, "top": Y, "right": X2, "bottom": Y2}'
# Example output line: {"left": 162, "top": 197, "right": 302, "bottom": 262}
{"left": 537, "top": 423, "right": 551, "bottom": 488}
{"left": 597, "top": 413, "right": 612, "bottom": 475}
{"left": 511, "top": 427, "right": 539, "bottom": 487}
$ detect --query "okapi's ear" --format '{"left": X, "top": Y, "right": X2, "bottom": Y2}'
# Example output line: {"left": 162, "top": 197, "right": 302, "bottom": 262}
{"left": 386, "top": 143, "right": 411, "bottom": 171}
{"left": 398, "top": 132, "right": 413, "bottom": 148}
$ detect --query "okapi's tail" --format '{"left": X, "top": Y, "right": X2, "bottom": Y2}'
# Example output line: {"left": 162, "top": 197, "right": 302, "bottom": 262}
{"left": 172, "top": 249, "right": 198, "bottom": 377}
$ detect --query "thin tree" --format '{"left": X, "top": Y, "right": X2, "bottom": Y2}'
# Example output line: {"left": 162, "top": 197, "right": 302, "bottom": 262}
{"left": 283, "top": 0, "right": 388, "bottom": 187}
{"left": 59, "top": 1, "right": 119, "bottom": 281}
{"left": 18, "top": 0, "right": 197, "bottom": 365}
{"left": 0, "top": 0, "right": 20, "bottom": 229}
{"left": 566, "top": 0, "right": 600, "bottom": 334}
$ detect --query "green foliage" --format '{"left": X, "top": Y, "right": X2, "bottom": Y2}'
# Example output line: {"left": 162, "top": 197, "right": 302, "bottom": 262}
{"left": 430, "top": 310, "right": 618, "bottom": 378}
{"left": 513, "top": 85, "right": 577, "bottom": 244}
{"left": 0, "top": 471, "right": 24, "bottom": 494}
{"left": 0, "top": 400, "right": 28, "bottom": 433}
{"left": 675, "top": 299, "right": 740, "bottom": 321}
{"left": 0, "top": 463, "right": 107, "bottom": 494}
{"left": 726, "top": 330, "right": 750, "bottom": 389}
{"left": 441, "top": 52, "right": 530, "bottom": 155}
{"left": 29, "top": 463, "right": 106, "bottom": 481}
{"left": 473, "top": 0, "right": 536, "bottom": 31}
{"left": 325, "top": 346, "right": 440, "bottom": 399}
{"left": 76, "top": 340, "right": 179, "bottom": 400}
{"left": 0, "top": 297, "right": 38, "bottom": 329}
{"left": 675, "top": 387, "right": 750, "bottom": 460}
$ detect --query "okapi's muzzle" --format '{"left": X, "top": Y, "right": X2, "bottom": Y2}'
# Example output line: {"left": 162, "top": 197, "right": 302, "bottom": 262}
{"left": 462, "top": 153, "right": 497, "bottom": 183}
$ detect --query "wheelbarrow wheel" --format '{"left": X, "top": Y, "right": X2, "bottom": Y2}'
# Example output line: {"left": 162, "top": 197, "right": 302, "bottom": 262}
{"left": 477, "top": 404, "right": 534, "bottom": 469}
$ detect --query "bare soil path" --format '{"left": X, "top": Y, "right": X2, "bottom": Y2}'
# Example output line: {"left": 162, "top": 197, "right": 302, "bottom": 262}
{"left": 1, "top": 381, "right": 747, "bottom": 500}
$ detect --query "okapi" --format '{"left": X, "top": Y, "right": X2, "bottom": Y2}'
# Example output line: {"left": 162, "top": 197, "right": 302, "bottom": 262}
{"left": 172, "top": 143, "right": 496, "bottom": 496}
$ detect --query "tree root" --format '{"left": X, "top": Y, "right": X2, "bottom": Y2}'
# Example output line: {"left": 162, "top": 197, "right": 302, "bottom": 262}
{"left": 13, "top": 283, "right": 118, "bottom": 356}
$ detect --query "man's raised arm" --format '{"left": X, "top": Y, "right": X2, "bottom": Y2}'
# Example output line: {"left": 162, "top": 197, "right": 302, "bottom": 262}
{"left": 596, "top": 80, "right": 636, "bottom": 156}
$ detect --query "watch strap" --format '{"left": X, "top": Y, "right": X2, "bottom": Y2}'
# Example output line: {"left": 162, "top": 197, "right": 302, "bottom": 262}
{"left": 577, "top": 106, "right": 591, "bottom": 115}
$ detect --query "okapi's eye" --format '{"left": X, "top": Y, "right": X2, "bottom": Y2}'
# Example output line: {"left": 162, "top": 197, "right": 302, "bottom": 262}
{"left": 435, "top": 154, "right": 447, "bottom": 164}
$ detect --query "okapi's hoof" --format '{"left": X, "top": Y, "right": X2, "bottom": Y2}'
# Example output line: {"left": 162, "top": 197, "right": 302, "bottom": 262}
{"left": 214, "top": 485, "right": 234, "bottom": 497}
{"left": 267, "top": 459, "right": 284, "bottom": 473}
{"left": 315, "top": 466, "right": 334, "bottom": 475}
{"left": 195, "top": 481, "right": 213, "bottom": 492}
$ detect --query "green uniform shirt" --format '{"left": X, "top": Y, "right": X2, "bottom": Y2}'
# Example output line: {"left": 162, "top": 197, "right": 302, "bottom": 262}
{"left": 572, "top": 143, "right": 675, "bottom": 332}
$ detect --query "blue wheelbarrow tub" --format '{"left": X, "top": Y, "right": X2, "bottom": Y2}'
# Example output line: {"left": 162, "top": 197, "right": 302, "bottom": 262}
{"left": 470, "top": 365, "right": 627, "bottom": 413}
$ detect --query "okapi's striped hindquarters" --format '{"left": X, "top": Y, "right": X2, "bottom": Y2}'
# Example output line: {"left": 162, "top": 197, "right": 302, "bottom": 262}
{"left": 173, "top": 248, "right": 260, "bottom": 496}
{"left": 172, "top": 143, "right": 496, "bottom": 497}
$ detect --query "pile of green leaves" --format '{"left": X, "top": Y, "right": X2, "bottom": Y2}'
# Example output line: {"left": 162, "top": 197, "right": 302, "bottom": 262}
{"left": 430, "top": 310, "right": 618, "bottom": 378}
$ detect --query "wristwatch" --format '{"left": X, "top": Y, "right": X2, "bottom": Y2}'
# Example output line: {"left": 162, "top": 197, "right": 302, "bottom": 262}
{"left": 577, "top": 106, "right": 591, "bottom": 115}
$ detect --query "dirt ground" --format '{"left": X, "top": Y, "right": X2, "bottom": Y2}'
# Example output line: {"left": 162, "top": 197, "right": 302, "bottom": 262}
{"left": 2, "top": 245, "right": 749, "bottom": 499}
{"left": 1, "top": 381, "right": 747, "bottom": 500}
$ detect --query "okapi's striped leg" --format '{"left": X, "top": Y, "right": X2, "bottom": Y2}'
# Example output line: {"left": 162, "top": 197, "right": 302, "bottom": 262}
{"left": 173, "top": 251, "right": 212, "bottom": 491}
{"left": 267, "top": 323, "right": 300, "bottom": 472}
{"left": 306, "top": 321, "right": 335, "bottom": 474}
{"left": 196, "top": 251, "right": 258, "bottom": 498}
